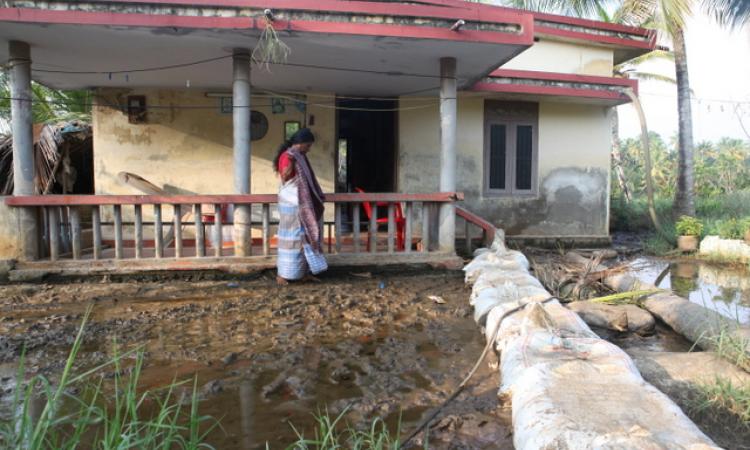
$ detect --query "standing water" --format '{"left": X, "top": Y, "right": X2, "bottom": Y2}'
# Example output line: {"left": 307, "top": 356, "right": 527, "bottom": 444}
{"left": 630, "top": 257, "right": 750, "bottom": 325}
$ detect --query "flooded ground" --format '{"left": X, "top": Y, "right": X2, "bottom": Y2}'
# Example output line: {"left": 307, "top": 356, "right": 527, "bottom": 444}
{"left": 0, "top": 266, "right": 512, "bottom": 449}
{"left": 630, "top": 257, "right": 750, "bottom": 325}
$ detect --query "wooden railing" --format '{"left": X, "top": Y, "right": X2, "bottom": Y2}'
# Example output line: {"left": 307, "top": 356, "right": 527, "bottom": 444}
{"left": 456, "top": 205, "right": 496, "bottom": 254}
{"left": 5, "top": 193, "right": 463, "bottom": 261}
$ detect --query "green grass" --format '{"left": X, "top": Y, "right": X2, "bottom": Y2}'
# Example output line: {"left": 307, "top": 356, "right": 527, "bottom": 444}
{"left": 286, "top": 409, "right": 411, "bottom": 450}
{"left": 0, "top": 307, "right": 219, "bottom": 449}
{"left": 690, "top": 377, "right": 750, "bottom": 428}
{"left": 695, "top": 326, "right": 750, "bottom": 373}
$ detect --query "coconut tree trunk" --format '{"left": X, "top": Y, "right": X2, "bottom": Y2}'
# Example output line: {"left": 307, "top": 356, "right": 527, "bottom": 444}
{"left": 624, "top": 89, "right": 671, "bottom": 243}
{"left": 611, "top": 108, "right": 632, "bottom": 203}
{"left": 672, "top": 27, "right": 696, "bottom": 217}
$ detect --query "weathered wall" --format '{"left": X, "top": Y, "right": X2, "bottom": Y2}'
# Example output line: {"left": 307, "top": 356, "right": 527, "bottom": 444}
{"left": 398, "top": 95, "right": 612, "bottom": 237}
{"left": 0, "top": 200, "right": 23, "bottom": 259}
{"left": 94, "top": 88, "right": 335, "bottom": 197}
{"left": 502, "top": 39, "right": 614, "bottom": 76}
{"left": 92, "top": 88, "right": 336, "bottom": 235}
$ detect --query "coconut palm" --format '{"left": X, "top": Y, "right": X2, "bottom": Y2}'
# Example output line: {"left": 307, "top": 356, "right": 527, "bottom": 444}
{"left": 0, "top": 69, "right": 92, "bottom": 133}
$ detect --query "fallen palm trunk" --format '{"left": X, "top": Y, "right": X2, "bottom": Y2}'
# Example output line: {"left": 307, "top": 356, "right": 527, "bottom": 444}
{"left": 465, "top": 238, "right": 719, "bottom": 449}
{"left": 565, "top": 251, "right": 750, "bottom": 354}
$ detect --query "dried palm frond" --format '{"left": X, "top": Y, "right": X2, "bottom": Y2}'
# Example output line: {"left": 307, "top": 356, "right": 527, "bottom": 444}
{"left": 251, "top": 14, "right": 291, "bottom": 71}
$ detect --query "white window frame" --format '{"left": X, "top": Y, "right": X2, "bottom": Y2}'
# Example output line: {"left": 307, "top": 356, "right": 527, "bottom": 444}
{"left": 483, "top": 101, "right": 539, "bottom": 196}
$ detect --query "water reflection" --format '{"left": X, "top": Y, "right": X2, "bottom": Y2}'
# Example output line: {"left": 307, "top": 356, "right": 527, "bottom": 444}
{"left": 632, "top": 257, "right": 750, "bottom": 324}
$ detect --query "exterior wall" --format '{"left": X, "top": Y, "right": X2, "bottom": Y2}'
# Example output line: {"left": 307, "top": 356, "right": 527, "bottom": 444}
{"left": 398, "top": 95, "right": 612, "bottom": 237}
{"left": 93, "top": 88, "right": 336, "bottom": 234}
{"left": 501, "top": 39, "right": 614, "bottom": 76}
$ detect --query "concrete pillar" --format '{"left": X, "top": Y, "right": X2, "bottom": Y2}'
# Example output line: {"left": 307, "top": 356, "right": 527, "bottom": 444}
{"left": 232, "top": 49, "right": 252, "bottom": 256}
{"left": 9, "top": 41, "right": 38, "bottom": 260}
{"left": 438, "top": 57, "right": 457, "bottom": 253}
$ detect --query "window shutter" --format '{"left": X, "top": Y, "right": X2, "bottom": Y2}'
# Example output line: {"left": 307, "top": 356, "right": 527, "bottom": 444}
{"left": 489, "top": 124, "right": 507, "bottom": 190}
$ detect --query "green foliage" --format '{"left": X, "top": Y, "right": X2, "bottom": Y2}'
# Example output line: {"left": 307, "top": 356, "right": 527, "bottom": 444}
{"left": 612, "top": 135, "right": 750, "bottom": 202}
{"left": 0, "top": 69, "right": 92, "bottom": 131}
{"left": 287, "top": 408, "right": 406, "bottom": 450}
{"left": 691, "top": 377, "right": 750, "bottom": 426}
{"left": 675, "top": 215, "right": 703, "bottom": 236}
{"left": 0, "top": 308, "right": 219, "bottom": 449}
{"left": 715, "top": 218, "right": 746, "bottom": 239}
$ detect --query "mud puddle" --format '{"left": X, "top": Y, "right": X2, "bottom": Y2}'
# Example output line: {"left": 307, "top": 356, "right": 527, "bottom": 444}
{"left": 0, "top": 267, "right": 512, "bottom": 448}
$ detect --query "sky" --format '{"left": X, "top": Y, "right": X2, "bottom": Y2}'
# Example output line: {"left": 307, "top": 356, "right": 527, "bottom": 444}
{"left": 617, "top": 11, "right": 750, "bottom": 144}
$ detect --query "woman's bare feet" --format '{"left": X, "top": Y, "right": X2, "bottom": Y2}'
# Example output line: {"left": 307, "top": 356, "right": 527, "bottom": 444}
{"left": 276, "top": 276, "right": 289, "bottom": 286}
{"left": 303, "top": 274, "right": 321, "bottom": 283}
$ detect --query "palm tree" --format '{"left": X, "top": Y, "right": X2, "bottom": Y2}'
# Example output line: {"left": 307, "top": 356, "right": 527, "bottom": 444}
{"left": 0, "top": 69, "right": 92, "bottom": 132}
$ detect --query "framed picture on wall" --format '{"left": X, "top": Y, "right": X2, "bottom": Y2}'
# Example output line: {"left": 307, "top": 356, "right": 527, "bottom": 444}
{"left": 219, "top": 97, "right": 232, "bottom": 114}
{"left": 285, "top": 121, "right": 301, "bottom": 140}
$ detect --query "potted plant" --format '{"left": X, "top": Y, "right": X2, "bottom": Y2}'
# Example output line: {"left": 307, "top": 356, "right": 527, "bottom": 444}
{"left": 675, "top": 216, "right": 703, "bottom": 252}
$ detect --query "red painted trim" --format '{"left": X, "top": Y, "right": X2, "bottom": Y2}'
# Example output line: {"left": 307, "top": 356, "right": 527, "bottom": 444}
{"left": 0, "top": 7, "right": 533, "bottom": 45}
{"left": 472, "top": 81, "right": 630, "bottom": 102}
{"left": 4, "top": 192, "right": 464, "bottom": 207}
{"left": 490, "top": 69, "right": 638, "bottom": 92}
{"left": 535, "top": 24, "right": 655, "bottom": 50}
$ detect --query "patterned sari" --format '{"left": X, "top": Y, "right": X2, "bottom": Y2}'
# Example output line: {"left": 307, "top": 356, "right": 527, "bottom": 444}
{"left": 276, "top": 149, "right": 326, "bottom": 280}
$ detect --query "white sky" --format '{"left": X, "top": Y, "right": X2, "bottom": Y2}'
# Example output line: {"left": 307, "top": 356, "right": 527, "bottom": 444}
{"left": 617, "top": 11, "right": 750, "bottom": 143}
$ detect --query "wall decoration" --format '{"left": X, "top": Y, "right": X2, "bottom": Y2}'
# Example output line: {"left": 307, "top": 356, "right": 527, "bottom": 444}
{"left": 285, "top": 121, "right": 301, "bottom": 140}
{"left": 251, "top": 110, "right": 269, "bottom": 141}
{"left": 127, "top": 95, "right": 147, "bottom": 124}
{"left": 219, "top": 97, "right": 232, "bottom": 114}
{"left": 271, "top": 98, "right": 286, "bottom": 114}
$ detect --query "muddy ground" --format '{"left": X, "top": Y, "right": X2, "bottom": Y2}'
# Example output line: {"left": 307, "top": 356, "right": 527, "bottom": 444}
{"left": 0, "top": 266, "right": 512, "bottom": 449}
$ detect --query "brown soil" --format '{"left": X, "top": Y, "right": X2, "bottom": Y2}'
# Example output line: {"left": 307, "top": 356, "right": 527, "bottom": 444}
{"left": 0, "top": 266, "right": 513, "bottom": 449}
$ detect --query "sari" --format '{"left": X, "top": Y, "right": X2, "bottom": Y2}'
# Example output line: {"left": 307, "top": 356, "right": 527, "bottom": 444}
{"left": 276, "top": 149, "right": 326, "bottom": 280}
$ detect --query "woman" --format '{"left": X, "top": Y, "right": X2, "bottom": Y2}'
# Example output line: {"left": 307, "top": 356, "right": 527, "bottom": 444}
{"left": 274, "top": 128, "right": 327, "bottom": 285}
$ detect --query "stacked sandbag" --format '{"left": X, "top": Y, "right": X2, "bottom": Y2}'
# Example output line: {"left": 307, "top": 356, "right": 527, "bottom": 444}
{"left": 464, "top": 233, "right": 720, "bottom": 449}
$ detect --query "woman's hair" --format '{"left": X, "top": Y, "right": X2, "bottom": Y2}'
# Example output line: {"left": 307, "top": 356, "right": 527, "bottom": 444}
{"left": 273, "top": 128, "right": 315, "bottom": 172}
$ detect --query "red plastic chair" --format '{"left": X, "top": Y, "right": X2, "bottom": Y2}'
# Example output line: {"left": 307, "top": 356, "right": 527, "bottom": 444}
{"left": 355, "top": 187, "right": 405, "bottom": 250}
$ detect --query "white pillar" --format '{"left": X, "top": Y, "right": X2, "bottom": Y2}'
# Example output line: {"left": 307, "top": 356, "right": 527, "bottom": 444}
{"left": 9, "top": 41, "right": 38, "bottom": 260}
{"left": 438, "top": 57, "right": 457, "bottom": 253}
{"left": 232, "top": 49, "right": 252, "bottom": 256}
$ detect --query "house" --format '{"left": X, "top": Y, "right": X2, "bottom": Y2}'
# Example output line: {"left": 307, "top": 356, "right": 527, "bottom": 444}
{"left": 0, "top": 0, "right": 654, "bottom": 272}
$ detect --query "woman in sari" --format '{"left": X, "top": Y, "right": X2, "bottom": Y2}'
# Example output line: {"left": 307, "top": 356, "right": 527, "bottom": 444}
{"left": 273, "top": 128, "right": 327, "bottom": 285}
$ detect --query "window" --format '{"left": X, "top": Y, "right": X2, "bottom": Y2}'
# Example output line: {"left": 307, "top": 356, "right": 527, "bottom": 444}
{"left": 484, "top": 101, "right": 538, "bottom": 195}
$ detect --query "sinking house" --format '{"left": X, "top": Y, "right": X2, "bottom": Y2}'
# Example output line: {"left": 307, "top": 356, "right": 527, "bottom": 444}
{"left": 0, "top": 0, "right": 654, "bottom": 271}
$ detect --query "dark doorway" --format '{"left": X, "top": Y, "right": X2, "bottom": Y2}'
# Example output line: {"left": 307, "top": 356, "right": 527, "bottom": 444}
{"left": 335, "top": 98, "right": 397, "bottom": 194}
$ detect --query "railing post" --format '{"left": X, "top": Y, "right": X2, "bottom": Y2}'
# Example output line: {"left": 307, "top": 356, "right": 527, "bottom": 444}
{"left": 262, "top": 203, "right": 270, "bottom": 257}
{"left": 113, "top": 205, "right": 123, "bottom": 259}
{"left": 369, "top": 204, "right": 377, "bottom": 253}
{"left": 48, "top": 207, "right": 59, "bottom": 261}
{"left": 421, "top": 202, "right": 430, "bottom": 253}
{"left": 154, "top": 204, "right": 163, "bottom": 258}
{"left": 70, "top": 207, "right": 81, "bottom": 260}
{"left": 334, "top": 203, "right": 342, "bottom": 254}
{"left": 353, "top": 203, "right": 360, "bottom": 253}
{"left": 134, "top": 204, "right": 143, "bottom": 259}
{"left": 404, "top": 202, "right": 412, "bottom": 254}
{"left": 92, "top": 206, "right": 102, "bottom": 260}
{"left": 214, "top": 204, "right": 223, "bottom": 257}
{"left": 387, "top": 203, "right": 395, "bottom": 253}
{"left": 194, "top": 204, "right": 205, "bottom": 258}
{"left": 464, "top": 218, "right": 471, "bottom": 255}
{"left": 173, "top": 204, "right": 182, "bottom": 258}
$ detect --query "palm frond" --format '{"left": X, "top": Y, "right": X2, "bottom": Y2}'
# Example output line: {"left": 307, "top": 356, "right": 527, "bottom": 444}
{"left": 703, "top": 0, "right": 750, "bottom": 28}
{"left": 623, "top": 71, "right": 678, "bottom": 84}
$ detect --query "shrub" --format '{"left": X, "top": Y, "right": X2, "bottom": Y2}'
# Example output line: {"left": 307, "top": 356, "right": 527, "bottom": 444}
{"left": 716, "top": 218, "right": 745, "bottom": 240}
{"left": 675, "top": 216, "right": 703, "bottom": 237}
